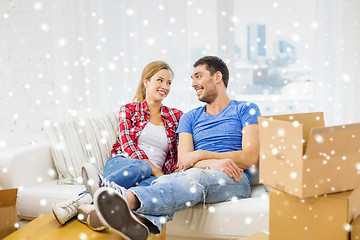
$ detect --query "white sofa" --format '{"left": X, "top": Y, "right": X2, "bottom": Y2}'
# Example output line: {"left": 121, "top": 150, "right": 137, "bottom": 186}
{"left": 0, "top": 114, "right": 269, "bottom": 240}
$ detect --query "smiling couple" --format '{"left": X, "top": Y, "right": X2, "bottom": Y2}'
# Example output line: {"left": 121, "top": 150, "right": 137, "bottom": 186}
{"left": 52, "top": 56, "right": 261, "bottom": 240}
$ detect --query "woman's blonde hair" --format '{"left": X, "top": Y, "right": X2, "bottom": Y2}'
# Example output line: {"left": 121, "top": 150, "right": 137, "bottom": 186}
{"left": 133, "top": 61, "right": 174, "bottom": 102}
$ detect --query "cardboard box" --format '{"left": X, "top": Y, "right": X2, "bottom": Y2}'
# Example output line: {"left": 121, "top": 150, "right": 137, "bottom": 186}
{"left": 351, "top": 215, "right": 360, "bottom": 240}
{"left": 239, "top": 232, "right": 269, "bottom": 240}
{"left": 259, "top": 112, "right": 360, "bottom": 198}
{"left": 0, "top": 188, "right": 18, "bottom": 239}
{"left": 269, "top": 188, "right": 360, "bottom": 240}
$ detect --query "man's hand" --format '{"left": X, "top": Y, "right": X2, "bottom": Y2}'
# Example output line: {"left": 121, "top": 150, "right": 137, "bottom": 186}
{"left": 194, "top": 158, "right": 243, "bottom": 182}
{"left": 178, "top": 150, "right": 202, "bottom": 171}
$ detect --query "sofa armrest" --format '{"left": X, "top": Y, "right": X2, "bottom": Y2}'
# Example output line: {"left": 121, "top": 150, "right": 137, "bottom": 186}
{"left": 0, "top": 142, "right": 58, "bottom": 189}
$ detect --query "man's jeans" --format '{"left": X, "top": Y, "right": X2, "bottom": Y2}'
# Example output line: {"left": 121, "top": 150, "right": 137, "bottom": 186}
{"left": 103, "top": 155, "right": 157, "bottom": 188}
{"left": 129, "top": 168, "right": 251, "bottom": 233}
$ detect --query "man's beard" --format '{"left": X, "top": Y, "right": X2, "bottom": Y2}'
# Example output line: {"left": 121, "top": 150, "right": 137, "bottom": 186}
{"left": 199, "top": 85, "right": 218, "bottom": 104}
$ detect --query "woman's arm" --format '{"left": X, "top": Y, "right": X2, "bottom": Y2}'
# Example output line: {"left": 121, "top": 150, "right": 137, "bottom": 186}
{"left": 115, "top": 104, "right": 149, "bottom": 159}
{"left": 144, "top": 159, "right": 164, "bottom": 177}
{"left": 115, "top": 104, "right": 165, "bottom": 177}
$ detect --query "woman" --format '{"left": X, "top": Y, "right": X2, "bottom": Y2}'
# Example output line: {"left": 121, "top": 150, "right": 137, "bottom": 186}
{"left": 52, "top": 61, "right": 183, "bottom": 230}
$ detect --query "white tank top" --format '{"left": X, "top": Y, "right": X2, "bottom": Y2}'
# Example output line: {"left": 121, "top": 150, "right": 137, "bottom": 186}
{"left": 137, "top": 122, "right": 169, "bottom": 170}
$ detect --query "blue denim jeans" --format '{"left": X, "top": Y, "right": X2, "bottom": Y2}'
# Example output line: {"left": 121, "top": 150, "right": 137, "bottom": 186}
{"left": 129, "top": 168, "right": 251, "bottom": 234}
{"left": 102, "top": 155, "right": 157, "bottom": 188}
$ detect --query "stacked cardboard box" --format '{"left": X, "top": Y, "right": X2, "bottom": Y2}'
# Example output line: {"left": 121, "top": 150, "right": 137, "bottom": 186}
{"left": 0, "top": 188, "right": 18, "bottom": 239}
{"left": 258, "top": 112, "right": 360, "bottom": 240}
{"left": 351, "top": 216, "right": 360, "bottom": 240}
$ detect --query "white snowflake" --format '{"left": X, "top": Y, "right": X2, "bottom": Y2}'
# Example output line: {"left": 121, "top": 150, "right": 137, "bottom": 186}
{"left": 40, "top": 23, "right": 50, "bottom": 32}
{"left": 58, "top": 38, "right": 67, "bottom": 47}
{"left": 40, "top": 199, "right": 47, "bottom": 206}
{"left": 33, "top": 2, "right": 43, "bottom": 11}
{"left": 79, "top": 232, "right": 88, "bottom": 240}
{"left": 244, "top": 217, "right": 252, "bottom": 224}
{"left": 314, "top": 134, "right": 324, "bottom": 143}
{"left": 262, "top": 121, "right": 269, "bottom": 127}
{"left": 208, "top": 206, "right": 215, "bottom": 213}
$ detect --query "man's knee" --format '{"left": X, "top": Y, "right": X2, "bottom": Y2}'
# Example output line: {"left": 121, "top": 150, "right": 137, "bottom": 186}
{"left": 184, "top": 168, "right": 206, "bottom": 182}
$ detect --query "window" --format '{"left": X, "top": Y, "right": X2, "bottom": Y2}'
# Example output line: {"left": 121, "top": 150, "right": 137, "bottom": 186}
{"left": 233, "top": 0, "right": 316, "bottom": 101}
{"left": 186, "top": 0, "right": 317, "bottom": 114}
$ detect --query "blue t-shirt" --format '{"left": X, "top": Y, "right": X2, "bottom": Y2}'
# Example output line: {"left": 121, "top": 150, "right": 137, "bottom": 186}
{"left": 176, "top": 100, "right": 261, "bottom": 181}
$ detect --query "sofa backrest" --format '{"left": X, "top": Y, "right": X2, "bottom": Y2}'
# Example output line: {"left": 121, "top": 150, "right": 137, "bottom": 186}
{"left": 44, "top": 112, "right": 118, "bottom": 184}
{"left": 44, "top": 110, "right": 261, "bottom": 186}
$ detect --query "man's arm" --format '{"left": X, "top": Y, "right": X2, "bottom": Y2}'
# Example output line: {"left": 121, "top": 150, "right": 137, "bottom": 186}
{"left": 178, "top": 124, "right": 259, "bottom": 171}
{"left": 177, "top": 132, "right": 244, "bottom": 182}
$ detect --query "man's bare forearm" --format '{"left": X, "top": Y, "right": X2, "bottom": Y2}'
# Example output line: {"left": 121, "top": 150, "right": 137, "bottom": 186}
{"left": 194, "top": 150, "right": 258, "bottom": 170}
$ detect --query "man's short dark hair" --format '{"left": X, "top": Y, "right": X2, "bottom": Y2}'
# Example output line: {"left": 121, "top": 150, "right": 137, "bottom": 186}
{"left": 194, "top": 56, "right": 229, "bottom": 88}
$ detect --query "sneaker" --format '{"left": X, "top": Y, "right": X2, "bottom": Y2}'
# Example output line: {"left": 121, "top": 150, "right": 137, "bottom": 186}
{"left": 52, "top": 193, "right": 92, "bottom": 225}
{"left": 94, "top": 187, "right": 149, "bottom": 240}
{"left": 82, "top": 163, "right": 128, "bottom": 198}
{"left": 78, "top": 204, "right": 106, "bottom": 231}
{"left": 81, "top": 163, "right": 101, "bottom": 197}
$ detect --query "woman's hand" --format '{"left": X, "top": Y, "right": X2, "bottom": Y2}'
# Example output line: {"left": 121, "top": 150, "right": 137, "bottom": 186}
{"left": 153, "top": 169, "right": 164, "bottom": 178}
{"left": 143, "top": 159, "right": 164, "bottom": 177}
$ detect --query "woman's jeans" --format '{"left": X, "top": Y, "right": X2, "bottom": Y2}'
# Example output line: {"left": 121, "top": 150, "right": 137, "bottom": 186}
{"left": 103, "top": 155, "right": 157, "bottom": 188}
{"left": 129, "top": 168, "right": 251, "bottom": 234}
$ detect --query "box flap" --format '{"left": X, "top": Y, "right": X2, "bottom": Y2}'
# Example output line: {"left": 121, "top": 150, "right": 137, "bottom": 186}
{"left": 260, "top": 112, "right": 324, "bottom": 153}
{"left": 259, "top": 116, "right": 304, "bottom": 152}
{"left": 325, "top": 188, "right": 360, "bottom": 222}
{"left": 0, "top": 188, "right": 17, "bottom": 207}
{"left": 305, "top": 123, "right": 360, "bottom": 159}
{"left": 0, "top": 188, "right": 18, "bottom": 239}
{"left": 352, "top": 215, "right": 360, "bottom": 225}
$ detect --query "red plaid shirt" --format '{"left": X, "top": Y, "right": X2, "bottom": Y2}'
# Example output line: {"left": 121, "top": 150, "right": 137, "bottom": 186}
{"left": 111, "top": 100, "right": 183, "bottom": 174}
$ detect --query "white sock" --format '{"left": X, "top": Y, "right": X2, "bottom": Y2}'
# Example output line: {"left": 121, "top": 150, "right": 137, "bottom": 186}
{"left": 78, "top": 193, "right": 93, "bottom": 205}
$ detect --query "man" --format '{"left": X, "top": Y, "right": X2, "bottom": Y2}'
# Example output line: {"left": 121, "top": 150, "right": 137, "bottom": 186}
{"left": 82, "top": 56, "right": 261, "bottom": 240}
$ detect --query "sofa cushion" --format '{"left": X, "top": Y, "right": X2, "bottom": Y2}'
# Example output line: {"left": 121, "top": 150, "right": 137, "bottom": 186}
{"left": 17, "top": 180, "right": 86, "bottom": 220}
{"left": 44, "top": 112, "right": 118, "bottom": 184}
{"left": 18, "top": 181, "right": 269, "bottom": 239}
{"left": 166, "top": 185, "right": 269, "bottom": 239}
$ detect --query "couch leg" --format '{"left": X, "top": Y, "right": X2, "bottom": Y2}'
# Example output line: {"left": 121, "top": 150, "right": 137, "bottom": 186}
{"left": 147, "top": 224, "right": 166, "bottom": 240}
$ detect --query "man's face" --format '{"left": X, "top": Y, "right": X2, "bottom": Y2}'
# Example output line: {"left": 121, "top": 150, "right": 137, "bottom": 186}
{"left": 191, "top": 64, "right": 218, "bottom": 104}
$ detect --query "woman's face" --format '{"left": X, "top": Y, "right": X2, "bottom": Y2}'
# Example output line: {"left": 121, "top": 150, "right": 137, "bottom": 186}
{"left": 144, "top": 69, "right": 172, "bottom": 103}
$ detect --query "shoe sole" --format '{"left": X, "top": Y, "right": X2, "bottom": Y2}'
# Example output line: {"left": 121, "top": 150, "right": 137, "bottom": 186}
{"left": 82, "top": 163, "right": 100, "bottom": 197}
{"left": 78, "top": 207, "right": 106, "bottom": 231}
{"left": 94, "top": 187, "right": 149, "bottom": 240}
{"left": 52, "top": 208, "right": 66, "bottom": 225}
